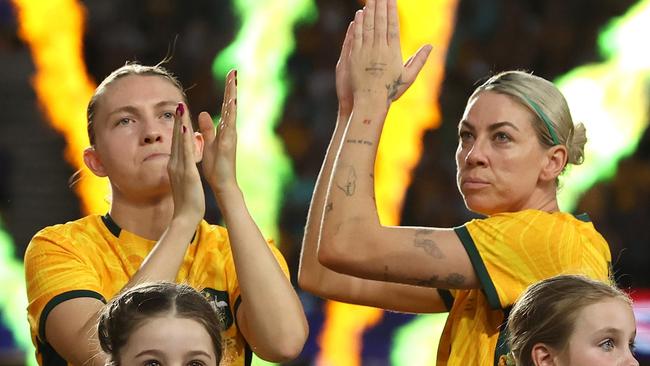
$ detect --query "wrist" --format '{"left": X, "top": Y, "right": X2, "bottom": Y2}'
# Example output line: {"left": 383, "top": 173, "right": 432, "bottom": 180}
{"left": 211, "top": 181, "right": 242, "bottom": 201}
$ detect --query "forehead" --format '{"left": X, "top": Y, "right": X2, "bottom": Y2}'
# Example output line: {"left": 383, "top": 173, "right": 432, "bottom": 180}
{"left": 96, "top": 74, "right": 184, "bottom": 115}
{"left": 125, "top": 315, "right": 214, "bottom": 352}
{"left": 460, "top": 91, "right": 535, "bottom": 129}
{"left": 573, "top": 298, "right": 635, "bottom": 334}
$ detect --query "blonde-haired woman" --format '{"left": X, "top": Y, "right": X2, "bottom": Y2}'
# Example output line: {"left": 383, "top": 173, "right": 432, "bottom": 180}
{"left": 299, "top": 0, "right": 611, "bottom": 364}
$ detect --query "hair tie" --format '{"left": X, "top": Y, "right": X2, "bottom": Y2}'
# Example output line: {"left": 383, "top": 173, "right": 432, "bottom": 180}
{"left": 523, "top": 96, "right": 560, "bottom": 145}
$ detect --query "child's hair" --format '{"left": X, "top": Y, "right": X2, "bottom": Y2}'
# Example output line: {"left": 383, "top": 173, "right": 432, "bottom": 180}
{"left": 86, "top": 62, "right": 188, "bottom": 145}
{"left": 506, "top": 274, "right": 631, "bottom": 366}
{"left": 97, "top": 282, "right": 222, "bottom": 365}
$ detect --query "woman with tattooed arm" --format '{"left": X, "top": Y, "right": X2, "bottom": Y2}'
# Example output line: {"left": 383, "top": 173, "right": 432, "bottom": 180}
{"left": 298, "top": 0, "right": 611, "bottom": 364}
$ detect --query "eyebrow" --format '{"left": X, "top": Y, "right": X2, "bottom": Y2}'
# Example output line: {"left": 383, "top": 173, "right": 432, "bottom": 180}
{"left": 106, "top": 100, "right": 179, "bottom": 118}
{"left": 458, "top": 120, "right": 520, "bottom": 132}
{"left": 134, "top": 349, "right": 162, "bottom": 358}
{"left": 186, "top": 350, "right": 213, "bottom": 359}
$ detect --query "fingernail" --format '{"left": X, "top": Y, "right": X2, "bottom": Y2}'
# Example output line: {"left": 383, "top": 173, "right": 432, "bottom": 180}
{"left": 176, "top": 103, "right": 185, "bottom": 117}
{"left": 182, "top": 125, "right": 187, "bottom": 134}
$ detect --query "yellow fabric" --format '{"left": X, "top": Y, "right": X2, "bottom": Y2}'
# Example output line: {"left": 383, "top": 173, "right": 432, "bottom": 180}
{"left": 437, "top": 210, "right": 611, "bottom": 366}
{"left": 24, "top": 215, "right": 289, "bottom": 366}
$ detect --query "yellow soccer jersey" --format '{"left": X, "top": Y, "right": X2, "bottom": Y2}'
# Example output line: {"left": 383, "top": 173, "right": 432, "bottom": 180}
{"left": 24, "top": 214, "right": 289, "bottom": 366}
{"left": 435, "top": 209, "right": 611, "bottom": 366}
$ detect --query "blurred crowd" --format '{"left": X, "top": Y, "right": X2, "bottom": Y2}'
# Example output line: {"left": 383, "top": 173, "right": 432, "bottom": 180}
{"left": 0, "top": 0, "right": 648, "bottom": 362}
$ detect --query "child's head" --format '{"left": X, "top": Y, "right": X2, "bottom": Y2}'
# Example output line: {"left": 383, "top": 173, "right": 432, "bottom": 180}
{"left": 506, "top": 274, "right": 638, "bottom": 366}
{"left": 98, "top": 282, "right": 222, "bottom": 366}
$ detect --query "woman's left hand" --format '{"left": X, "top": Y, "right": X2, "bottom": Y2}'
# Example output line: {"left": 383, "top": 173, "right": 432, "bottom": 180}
{"left": 198, "top": 69, "right": 238, "bottom": 198}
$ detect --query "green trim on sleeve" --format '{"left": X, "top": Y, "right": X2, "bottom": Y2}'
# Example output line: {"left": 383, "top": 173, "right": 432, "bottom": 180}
{"left": 454, "top": 226, "right": 502, "bottom": 309}
{"left": 493, "top": 307, "right": 512, "bottom": 366}
{"left": 234, "top": 295, "right": 242, "bottom": 330}
{"left": 437, "top": 289, "right": 454, "bottom": 311}
{"left": 38, "top": 290, "right": 106, "bottom": 342}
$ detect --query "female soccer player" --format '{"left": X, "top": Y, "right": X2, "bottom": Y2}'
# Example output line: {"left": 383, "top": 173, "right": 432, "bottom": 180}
{"left": 26, "top": 63, "right": 307, "bottom": 365}
{"left": 299, "top": 0, "right": 610, "bottom": 364}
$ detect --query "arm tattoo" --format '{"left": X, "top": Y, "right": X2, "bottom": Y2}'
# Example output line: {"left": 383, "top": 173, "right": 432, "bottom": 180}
{"left": 336, "top": 165, "right": 357, "bottom": 196}
{"left": 346, "top": 138, "right": 374, "bottom": 146}
{"left": 445, "top": 273, "right": 465, "bottom": 287}
{"left": 412, "top": 273, "right": 465, "bottom": 288}
{"left": 413, "top": 229, "right": 445, "bottom": 259}
{"left": 386, "top": 75, "right": 407, "bottom": 102}
{"left": 415, "top": 274, "right": 439, "bottom": 287}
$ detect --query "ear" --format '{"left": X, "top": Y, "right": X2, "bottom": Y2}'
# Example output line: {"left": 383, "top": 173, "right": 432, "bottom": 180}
{"left": 540, "top": 145, "right": 568, "bottom": 182}
{"left": 83, "top": 146, "right": 107, "bottom": 177}
{"left": 531, "top": 343, "right": 558, "bottom": 366}
{"left": 192, "top": 131, "right": 204, "bottom": 163}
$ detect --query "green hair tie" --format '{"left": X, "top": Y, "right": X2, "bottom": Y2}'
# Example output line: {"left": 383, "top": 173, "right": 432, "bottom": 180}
{"left": 523, "top": 96, "right": 560, "bottom": 145}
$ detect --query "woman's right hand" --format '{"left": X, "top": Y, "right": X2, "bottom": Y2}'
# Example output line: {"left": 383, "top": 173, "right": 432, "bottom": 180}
{"left": 349, "top": 0, "right": 432, "bottom": 106}
{"left": 336, "top": 22, "right": 355, "bottom": 118}
{"left": 167, "top": 102, "right": 205, "bottom": 227}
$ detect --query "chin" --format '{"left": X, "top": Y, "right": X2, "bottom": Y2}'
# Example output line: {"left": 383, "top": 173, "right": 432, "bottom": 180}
{"left": 462, "top": 195, "right": 502, "bottom": 216}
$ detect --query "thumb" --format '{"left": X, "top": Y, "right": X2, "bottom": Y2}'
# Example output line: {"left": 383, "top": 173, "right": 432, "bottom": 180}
{"left": 403, "top": 44, "right": 433, "bottom": 85}
{"left": 198, "top": 111, "right": 216, "bottom": 144}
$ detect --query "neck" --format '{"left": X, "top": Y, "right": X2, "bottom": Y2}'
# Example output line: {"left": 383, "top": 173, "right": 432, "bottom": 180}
{"left": 108, "top": 190, "right": 176, "bottom": 240}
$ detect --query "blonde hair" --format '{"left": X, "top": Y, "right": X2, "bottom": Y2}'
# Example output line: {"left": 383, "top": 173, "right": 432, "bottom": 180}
{"left": 507, "top": 275, "right": 631, "bottom": 366}
{"left": 471, "top": 70, "right": 586, "bottom": 166}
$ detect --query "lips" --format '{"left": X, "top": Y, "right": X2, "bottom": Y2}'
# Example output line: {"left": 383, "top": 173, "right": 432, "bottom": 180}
{"left": 460, "top": 177, "right": 490, "bottom": 189}
{"left": 143, "top": 152, "right": 170, "bottom": 161}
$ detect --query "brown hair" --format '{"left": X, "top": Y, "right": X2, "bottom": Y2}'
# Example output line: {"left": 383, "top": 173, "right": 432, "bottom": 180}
{"left": 471, "top": 70, "right": 587, "bottom": 167}
{"left": 507, "top": 274, "right": 631, "bottom": 366}
{"left": 97, "top": 282, "right": 222, "bottom": 365}
{"left": 86, "top": 62, "right": 187, "bottom": 145}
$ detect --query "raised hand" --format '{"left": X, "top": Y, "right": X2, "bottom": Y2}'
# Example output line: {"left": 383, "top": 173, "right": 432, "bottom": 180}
{"left": 336, "top": 22, "right": 355, "bottom": 117}
{"left": 198, "top": 69, "right": 238, "bottom": 198}
{"left": 167, "top": 102, "right": 206, "bottom": 225}
{"left": 350, "top": 0, "right": 432, "bottom": 105}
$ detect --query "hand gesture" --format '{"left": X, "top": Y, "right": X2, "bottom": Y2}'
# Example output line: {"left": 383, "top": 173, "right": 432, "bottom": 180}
{"left": 198, "top": 70, "right": 238, "bottom": 198}
{"left": 168, "top": 102, "right": 206, "bottom": 225}
{"left": 336, "top": 22, "right": 355, "bottom": 117}
{"left": 349, "top": 0, "right": 432, "bottom": 105}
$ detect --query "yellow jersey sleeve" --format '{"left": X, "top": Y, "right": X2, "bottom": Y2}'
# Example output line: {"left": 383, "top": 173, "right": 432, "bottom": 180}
{"left": 454, "top": 210, "right": 611, "bottom": 309}
{"left": 24, "top": 227, "right": 106, "bottom": 342}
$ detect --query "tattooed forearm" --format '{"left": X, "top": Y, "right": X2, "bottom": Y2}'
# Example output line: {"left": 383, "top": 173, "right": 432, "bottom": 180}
{"left": 445, "top": 273, "right": 465, "bottom": 287}
{"left": 335, "top": 165, "right": 357, "bottom": 196}
{"left": 411, "top": 273, "right": 465, "bottom": 288}
{"left": 414, "top": 229, "right": 445, "bottom": 259}
{"left": 346, "top": 138, "right": 374, "bottom": 146}
{"left": 415, "top": 275, "right": 439, "bottom": 288}
{"left": 386, "top": 75, "right": 407, "bottom": 102}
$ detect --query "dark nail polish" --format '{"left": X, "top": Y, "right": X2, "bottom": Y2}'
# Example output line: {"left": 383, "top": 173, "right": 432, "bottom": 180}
{"left": 176, "top": 103, "right": 185, "bottom": 117}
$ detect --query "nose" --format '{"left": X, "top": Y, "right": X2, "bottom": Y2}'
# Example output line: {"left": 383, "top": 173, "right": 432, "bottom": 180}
{"left": 142, "top": 119, "right": 163, "bottom": 145}
{"left": 464, "top": 139, "right": 488, "bottom": 167}
{"left": 624, "top": 348, "right": 639, "bottom": 366}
